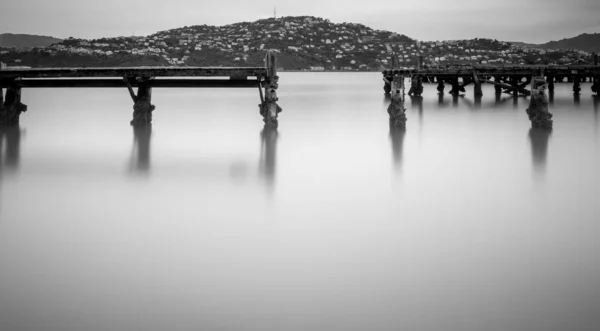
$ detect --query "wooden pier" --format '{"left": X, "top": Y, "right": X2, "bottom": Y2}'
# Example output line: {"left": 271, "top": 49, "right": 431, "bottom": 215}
{"left": 383, "top": 54, "right": 600, "bottom": 98}
{"left": 382, "top": 54, "right": 600, "bottom": 128}
{"left": 0, "top": 51, "right": 282, "bottom": 126}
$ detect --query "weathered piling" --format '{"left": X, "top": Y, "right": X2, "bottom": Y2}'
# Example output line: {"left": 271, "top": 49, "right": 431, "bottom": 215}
{"left": 408, "top": 75, "right": 423, "bottom": 96}
{"left": 0, "top": 82, "right": 27, "bottom": 124}
{"left": 436, "top": 78, "right": 445, "bottom": 94}
{"left": 473, "top": 72, "right": 482, "bottom": 97}
{"left": 259, "top": 51, "right": 282, "bottom": 127}
{"left": 494, "top": 76, "right": 503, "bottom": 95}
{"left": 526, "top": 76, "right": 553, "bottom": 128}
{"left": 546, "top": 75, "right": 555, "bottom": 93}
{"left": 449, "top": 77, "right": 460, "bottom": 95}
{"left": 129, "top": 77, "right": 155, "bottom": 125}
{"left": 573, "top": 75, "right": 581, "bottom": 95}
{"left": 387, "top": 74, "right": 406, "bottom": 126}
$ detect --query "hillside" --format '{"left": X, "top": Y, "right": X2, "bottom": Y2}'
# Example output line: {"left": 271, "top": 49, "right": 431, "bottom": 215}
{"left": 0, "top": 33, "right": 62, "bottom": 49}
{"left": 539, "top": 33, "right": 600, "bottom": 54}
{"left": 0, "top": 17, "right": 595, "bottom": 70}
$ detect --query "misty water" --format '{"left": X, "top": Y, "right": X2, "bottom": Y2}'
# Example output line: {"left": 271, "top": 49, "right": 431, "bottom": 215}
{"left": 1, "top": 72, "right": 599, "bottom": 331}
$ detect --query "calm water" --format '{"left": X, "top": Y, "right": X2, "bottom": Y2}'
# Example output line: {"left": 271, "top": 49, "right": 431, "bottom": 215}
{"left": 1, "top": 73, "right": 599, "bottom": 331}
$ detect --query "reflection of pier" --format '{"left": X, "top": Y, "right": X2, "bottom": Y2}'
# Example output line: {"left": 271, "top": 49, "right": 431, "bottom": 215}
{"left": 529, "top": 127, "right": 552, "bottom": 174}
{"left": 259, "top": 125, "right": 278, "bottom": 190}
{"left": 389, "top": 123, "right": 406, "bottom": 172}
{"left": 0, "top": 124, "right": 21, "bottom": 172}
{"left": 129, "top": 124, "right": 152, "bottom": 174}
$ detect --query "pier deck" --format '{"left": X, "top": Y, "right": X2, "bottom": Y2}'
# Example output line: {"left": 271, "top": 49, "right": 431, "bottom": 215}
{"left": 0, "top": 51, "right": 282, "bottom": 126}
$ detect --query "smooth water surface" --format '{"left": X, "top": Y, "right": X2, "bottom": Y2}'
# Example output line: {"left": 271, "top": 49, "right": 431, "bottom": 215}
{"left": 1, "top": 73, "right": 599, "bottom": 331}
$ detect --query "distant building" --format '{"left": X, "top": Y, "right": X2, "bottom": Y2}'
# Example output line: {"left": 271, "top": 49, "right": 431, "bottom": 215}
{"left": 1, "top": 62, "right": 6, "bottom": 69}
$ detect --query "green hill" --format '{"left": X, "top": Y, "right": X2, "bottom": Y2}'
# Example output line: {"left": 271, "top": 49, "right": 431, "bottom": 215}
{"left": 0, "top": 33, "right": 62, "bottom": 49}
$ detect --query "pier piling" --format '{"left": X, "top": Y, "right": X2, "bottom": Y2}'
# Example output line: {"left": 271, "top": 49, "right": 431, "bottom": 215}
{"left": 473, "top": 72, "right": 482, "bottom": 97}
{"left": 573, "top": 75, "right": 581, "bottom": 95}
{"left": 0, "top": 82, "right": 27, "bottom": 124}
{"left": 387, "top": 74, "right": 406, "bottom": 126}
{"left": 526, "top": 76, "right": 552, "bottom": 128}
{"left": 130, "top": 77, "right": 155, "bottom": 126}
{"left": 436, "top": 78, "right": 445, "bottom": 94}
{"left": 259, "top": 51, "right": 282, "bottom": 127}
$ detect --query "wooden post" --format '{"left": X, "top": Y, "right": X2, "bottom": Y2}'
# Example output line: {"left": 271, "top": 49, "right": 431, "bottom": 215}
{"left": 436, "top": 77, "right": 445, "bottom": 94}
{"left": 260, "top": 51, "right": 282, "bottom": 127}
{"left": 592, "top": 76, "right": 599, "bottom": 94}
{"left": 526, "top": 76, "right": 553, "bottom": 128}
{"left": 494, "top": 76, "right": 502, "bottom": 95}
{"left": 123, "top": 76, "right": 138, "bottom": 102}
{"left": 449, "top": 77, "right": 460, "bottom": 95}
{"left": 547, "top": 75, "right": 555, "bottom": 93}
{"left": 387, "top": 74, "right": 406, "bottom": 126}
{"left": 130, "top": 77, "right": 155, "bottom": 126}
{"left": 408, "top": 75, "right": 423, "bottom": 96}
{"left": 510, "top": 77, "right": 519, "bottom": 97}
{"left": 383, "top": 75, "right": 392, "bottom": 94}
{"left": 0, "top": 81, "right": 27, "bottom": 124}
{"left": 473, "top": 71, "right": 482, "bottom": 97}
{"left": 573, "top": 75, "right": 581, "bottom": 95}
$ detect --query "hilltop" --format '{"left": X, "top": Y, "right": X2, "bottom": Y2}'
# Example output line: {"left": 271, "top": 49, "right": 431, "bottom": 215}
{"left": 0, "top": 16, "right": 595, "bottom": 70}
{"left": 510, "top": 33, "right": 600, "bottom": 54}
{"left": 0, "top": 33, "right": 62, "bottom": 49}
{"left": 540, "top": 33, "right": 600, "bottom": 54}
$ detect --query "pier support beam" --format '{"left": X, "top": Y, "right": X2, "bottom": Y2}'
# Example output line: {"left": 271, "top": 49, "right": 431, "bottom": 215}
{"left": 449, "top": 77, "right": 460, "bottom": 95}
{"left": 259, "top": 51, "right": 282, "bottom": 127}
{"left": 0, "top": 82, "right": 28, "bottom": 125}
{"left": 547, "top": 75, "right": 555, "bottom": 93}
{"left": 473, "top": 72, "right": 483, "bottom": 97}
{"left": 387, "top": 74, "right": 406, "bottom": 127}
{"left": 494, "top": 76, "right": 503, "bottom": 95}
{"left": 130, "top": 77, "right": 155, "bottom": 126}
{"left": 573, "top": 76, "right": 581, "bottom": 95}
{"left": 526, "top": 76, "right": 553, "bottom": 128}
{"left": 408, "top": 75, "right": 423, "bottom": 96}
{"left": 592, "top": 76, "right": 599, "bottom": 94}
{"left": 436, "top": 78, "right": 444, "bottom": 94}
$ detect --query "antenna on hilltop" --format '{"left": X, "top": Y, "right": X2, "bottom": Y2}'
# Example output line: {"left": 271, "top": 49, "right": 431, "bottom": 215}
{"left": 274, "top": 6, "right": 276, "bottom": 19}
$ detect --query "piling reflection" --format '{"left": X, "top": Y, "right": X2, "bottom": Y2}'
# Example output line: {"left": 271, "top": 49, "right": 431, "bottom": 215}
{"left": 410, "top": 95, "right": 423, "bottom": 124}
{"left": 452, "top": 94, "right": 459, "bottom": 108}
{"left": 474, "top": 95, "right": 482, "bottom": 109}
{"left": 259, "top": 125, "right": 278, "bottom": 191}
{"left": 529, "top": 127, "right": 552, "bottom": 175}
{"left": 129, "top": 124, "right": 152, "bottom": 175}
{"left": 574, "top": 94, "right": 580, "bottom": 106}
{"left": 389, "top": 123, "right": 406, "bottom": 173}
{"left": 0, "top": 124, "right": 21, "bottom": 173}
{"left": 549, "top": 91, "right": 554, "bottom": 105}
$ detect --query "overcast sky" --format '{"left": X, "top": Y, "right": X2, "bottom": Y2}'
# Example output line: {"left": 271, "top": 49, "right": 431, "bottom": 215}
{"left": 1, "top": 0, "right": 599, "bottom": 43}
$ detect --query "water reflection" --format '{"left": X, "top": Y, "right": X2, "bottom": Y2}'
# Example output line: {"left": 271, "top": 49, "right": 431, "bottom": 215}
{"left": 452, "top": 94, "right": 459, "bottom": 108}
{"left": 259, "top": 125, "right": 278, "bottom": 191}
{"left": 549, "top": 91, "right": 554, "bottom": 105}
{"left": 0, "top": 124, "right": 22, "bottom": 173}
{"left": 529, "top": 127, "right": 552, "bottom": 175}
{"left": 389, "top": 123, "right": 406, "bottom": 172}
{"left": 474, "top": 95, "right": 482, "bottom": 109}
{"left": 410, "top": 96, "right": 423, "bottom": 124}
{"left": 129, "top": 124, "right": 152, "bottom": 175}
{"left": 574, "top": 94, "right": 580, "bottom": 106}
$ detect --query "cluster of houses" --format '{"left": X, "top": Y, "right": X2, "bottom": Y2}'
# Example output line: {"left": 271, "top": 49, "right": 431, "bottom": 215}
{"left": 0, "top": 16, "right": 593, "bottom": 70}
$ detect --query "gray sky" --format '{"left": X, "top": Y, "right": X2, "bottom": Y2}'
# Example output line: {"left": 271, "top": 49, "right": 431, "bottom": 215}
{"left": 1, "top": 0, "right": 599, "bottom": 43}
